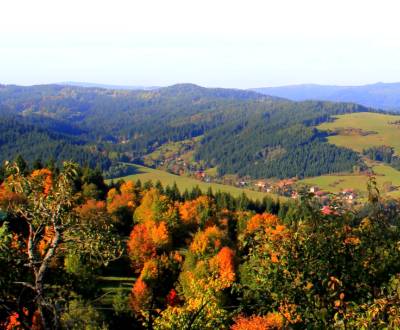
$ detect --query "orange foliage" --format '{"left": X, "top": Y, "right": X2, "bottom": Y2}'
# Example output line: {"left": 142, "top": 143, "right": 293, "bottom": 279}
{"left": 30, "top": 169, "right": 53, "bottom": 195}
{"left": 344, "top": 236, "right": 361, "bottom": 246}
{"left": 245, "top": 214, "right": 289, "bottom": 243}
{"left": 140, "top": 259, "right": 159, "bottom": 282}
{"left": 75, "top": 199, "right": 106, "bottom": 218}
{"left": 2, "top": 312, "right": 22, "bottom": 330}
{"left": 106, "top": 182, "right": 136, "bottom": 214}
{"left": 210, "top": 246, "right": 236, "bottom": 284}
{"left": 278, "top": 302, "right": 302, "bottom": 324}
{"left": 149, "top": 221, "right": 170, "bottom": 247}
{"left": 189, "top": 225, "right": 224, "bottom": 255}
{"left": 0, "top": 184, "right": 25, "bottom": 209}
{"left": 127, "top": 224, "right": 157, "bottom": 271}
{"left": 172, "top": 251, "right": 183, "bottom": 264}
{"left": 131, "top": 278, "right": 152, "bottom": 312}
{"left": 270, "top": 252, "right": 279, "bottom": 264}
{"left": 231, "top": 313, "right": 284, "bottom": 330}
{"left": 246, "top": 214, "right": 279, "bottom": 233}
{"left": 120, "top": 181, "right": 135, "bottom": 195}
{"left": 179, "top": 196, "right": 213, "bottom": 226}
{"left": 265, "top": 224, "right": 289, "bottom": 242}
{"left": 106, "top": 188, "right": 118, "bottom": 201}
{"left": 38, "top": 226, "right": 55, "bottom": 256}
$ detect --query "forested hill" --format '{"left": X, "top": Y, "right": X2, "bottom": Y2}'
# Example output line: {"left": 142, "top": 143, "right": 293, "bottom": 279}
{"left": 0, "top": 83, "right": 377, "bottom": 179}
{"left": 252, "top": 82, "right": 400, "bottom": 111}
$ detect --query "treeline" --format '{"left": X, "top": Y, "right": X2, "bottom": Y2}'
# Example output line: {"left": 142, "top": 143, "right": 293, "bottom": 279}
{"left": 363, "top": 145, "right": 400, "bottom": 170}
{"left": 1, "top": 161, "right": 400, "bottom": 329}
{"left": 196, "top": 102, "right": 367, "bottom": 178}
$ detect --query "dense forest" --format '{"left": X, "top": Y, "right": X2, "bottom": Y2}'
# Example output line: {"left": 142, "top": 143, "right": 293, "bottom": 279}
{"left": 1, "top": 161, "right": 400, "bottom": 329}
{"left": 0, "top": 84, "right": 378, "bottom": 179}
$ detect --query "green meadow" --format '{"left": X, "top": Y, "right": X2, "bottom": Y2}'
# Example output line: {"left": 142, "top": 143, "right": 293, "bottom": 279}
{"left": 109, "top": 164, "right": 279, "bottom": 201}
{"left": 300, "top": 163, "right": 400, "bottom": 198}
{"left": 318, "top": 112, "right": 400, "bottom": 154}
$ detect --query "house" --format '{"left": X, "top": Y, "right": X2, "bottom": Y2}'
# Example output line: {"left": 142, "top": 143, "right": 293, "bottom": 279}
{"left": 314, "top": 190, "right": 326, "bottom": 197}
{"left": 309, "top": 186, "right": 319, "bottom": 193}
{"left": 255, "top": 180, "right": 267, "bottom": 189}
{"left": 342, "top": 189, "right": 356, "bottom": 202}
{"left": 277, "top": 178, "right": 296, "bottom": 189}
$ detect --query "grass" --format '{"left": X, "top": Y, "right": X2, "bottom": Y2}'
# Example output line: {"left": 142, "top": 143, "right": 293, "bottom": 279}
{"left": 96, "top": 276, "right": 135, "bottom": 306}
{"left": 318, "top": 112, "right": 400, "bottom": 154}
{"left": 108, "top": 164, "right": 280, "bottom": 201}
{"left": 142, "top": 138, "right": 199, "bottom": 166}
{"left": 307, "top": 112, "right": 400, "bottom": 197}
{"left": 300, "top": 163, "right": 400, "bottom": 197}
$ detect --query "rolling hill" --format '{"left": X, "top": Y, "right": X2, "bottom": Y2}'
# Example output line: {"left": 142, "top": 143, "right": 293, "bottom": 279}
{"left": 252, "top": 82, "right": 400, "bottom": 111}
{"left": 0, "top": 83, "right": 386, "bottom": 182}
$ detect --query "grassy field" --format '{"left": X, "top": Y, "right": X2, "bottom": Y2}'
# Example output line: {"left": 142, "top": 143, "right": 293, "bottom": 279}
{"left": 318, "top": 112, "right": 400, "bottom": 154}
{"left": 96, "top": 276, "right": 135, "bottom": 306}
{"left": 300, "top": 163, "right": 400, "bottom": 198}
{"left": 308, "top": 112, "right": 400, "bottom": 197}
{"left": 109, "top": 164, "right": 279, "bottom": 201}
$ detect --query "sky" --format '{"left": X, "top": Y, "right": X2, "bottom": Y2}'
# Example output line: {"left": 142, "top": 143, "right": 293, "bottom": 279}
{"left": 1, "top": 0, "right": 400, "bottom": 88}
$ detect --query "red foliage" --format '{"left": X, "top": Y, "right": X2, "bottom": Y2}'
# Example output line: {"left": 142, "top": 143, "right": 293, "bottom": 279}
{"left": 130, "top": 278, "right": 152, "bottom": 312}
{"left": 166, "top": 288, "right": 179, "bottom": 306}
{"left": 127, "top": 224, "right": 157, "bottom": 271}
{"left": 31, "top": 310, "right": 43, "bottom": 330}
{"left": 2, "top": 312, "right": 22, "bottom": 330}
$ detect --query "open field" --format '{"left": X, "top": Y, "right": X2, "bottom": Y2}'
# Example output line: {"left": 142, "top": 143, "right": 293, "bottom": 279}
{"left": 300, "top": 163, "right": 400, "bottom": 198}
{"left": 318, "top": 112, "right": 400, "bottom": 154}
{"left": 108, "top": 164, "right": 279, "bottom": 201}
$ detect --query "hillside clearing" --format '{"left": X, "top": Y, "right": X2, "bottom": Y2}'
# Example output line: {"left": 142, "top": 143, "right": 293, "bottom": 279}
{"left": 318, "top": 112, "right": 400, "bottom": 154}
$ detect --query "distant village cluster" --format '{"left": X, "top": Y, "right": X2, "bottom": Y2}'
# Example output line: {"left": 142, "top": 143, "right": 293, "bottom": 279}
{"left": 144, "top": 144, "right": 360, "bottom": 204}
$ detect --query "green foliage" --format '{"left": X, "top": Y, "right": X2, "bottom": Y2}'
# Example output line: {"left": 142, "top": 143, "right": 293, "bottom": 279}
{"left": 60, "top": 297, "right": 108, "bottom": 330}
{"left": 196, "top": 101, "right": 366, "bottom": 178}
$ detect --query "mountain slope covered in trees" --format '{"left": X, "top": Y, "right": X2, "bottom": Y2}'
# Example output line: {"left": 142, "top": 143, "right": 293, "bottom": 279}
{"left": 0, "top": 83, "right": 380, "bottom": 179}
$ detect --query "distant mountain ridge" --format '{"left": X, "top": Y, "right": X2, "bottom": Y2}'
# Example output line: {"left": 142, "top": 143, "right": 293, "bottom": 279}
{"left": 58, "top": 81, "right": 160, "bottom": 90}
{"left": 251, "top": 82, "right": 400, "bottom": 111}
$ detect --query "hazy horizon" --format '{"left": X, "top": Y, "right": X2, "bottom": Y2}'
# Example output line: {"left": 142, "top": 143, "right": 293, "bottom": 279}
{"left": 2, "top": 0, "right": 400, "bottom": 88}
{"left": 3, "top": 80, "right": 400, "bottom": 90}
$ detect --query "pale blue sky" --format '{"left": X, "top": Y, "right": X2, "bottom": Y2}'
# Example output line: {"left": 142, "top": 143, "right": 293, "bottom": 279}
{"left": 1, "top": 0, "right": 400, "bottom": 88}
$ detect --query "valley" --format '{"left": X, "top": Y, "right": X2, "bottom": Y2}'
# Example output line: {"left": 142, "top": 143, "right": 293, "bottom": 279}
{"left": 1, "top": 83, "right": 400, "bottom": 202}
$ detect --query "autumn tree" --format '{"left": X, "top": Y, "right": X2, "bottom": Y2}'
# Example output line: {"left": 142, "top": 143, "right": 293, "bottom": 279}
{"left": 0, "top": 162, "right": 122, "bottom": 329}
